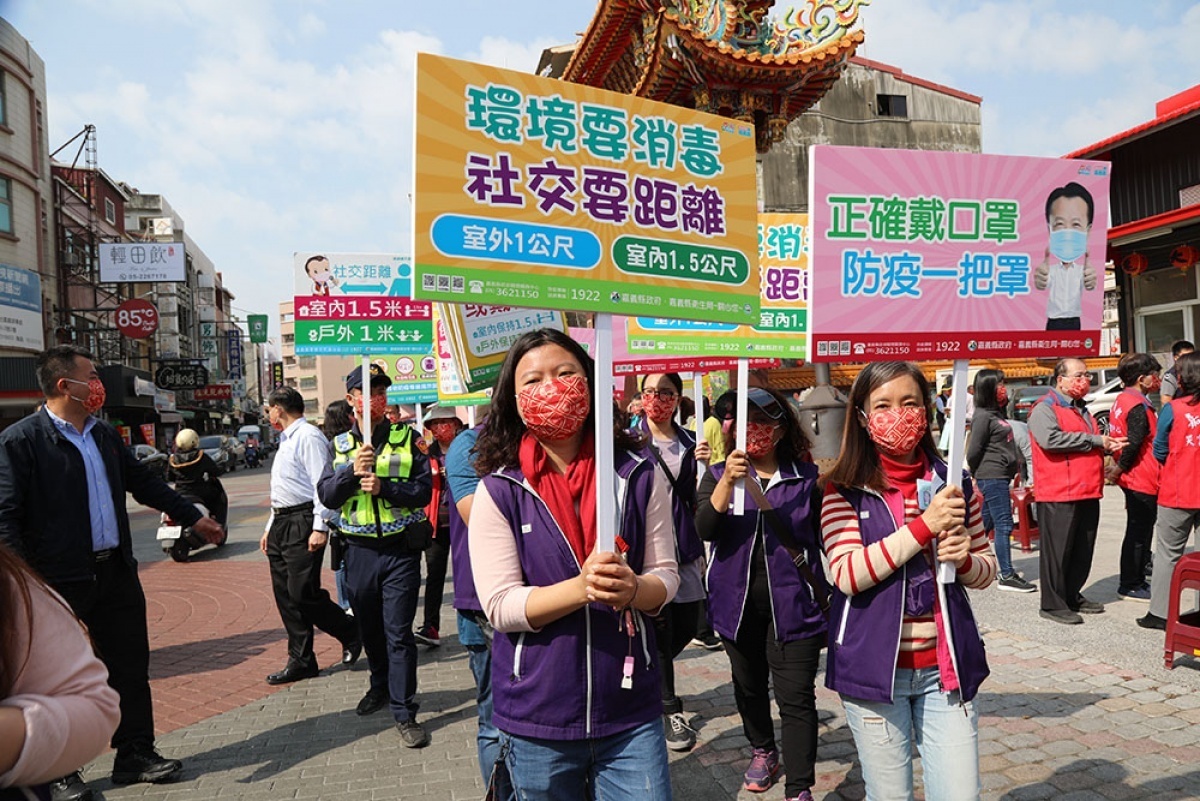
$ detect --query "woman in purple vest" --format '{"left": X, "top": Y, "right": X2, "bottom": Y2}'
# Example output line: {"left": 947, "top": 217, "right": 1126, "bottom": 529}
{"left": 822, "top": 361, "right": 997, "bottom": 800}
{"left": 695, "top": 387, "right": 827, "bottom": 801}
{"left": 638, "top": 372, "right": 706, "bottom": 752}
{"left": 468, "top": 328, "right": 680, "bottom": 801}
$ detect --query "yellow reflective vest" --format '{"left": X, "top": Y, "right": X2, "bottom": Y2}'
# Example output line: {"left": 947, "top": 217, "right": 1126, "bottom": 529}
{"left": 331, "top": 424, "right": 427, "bottom": 537}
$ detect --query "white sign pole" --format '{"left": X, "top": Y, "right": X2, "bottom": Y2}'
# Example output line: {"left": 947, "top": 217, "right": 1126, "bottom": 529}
{"left": 693, "top": 373, "right": 706, "bottom": 489}
{"left": 468, "top": 405, "right": 477, "bottom": 427}
{"left": 939, "top": 359, "right": 970, "bottom": 584}
{"left": 415, "top": 402, "right": 424, "bottom": 428}
{"left": 594, "top": 313, "right": 617, "bottom": 554}
{"left": 733, "top": 357, "right": 749, "bottom": 516}
{"left": 361, "top": 356, "right": 372, "bottom": 437}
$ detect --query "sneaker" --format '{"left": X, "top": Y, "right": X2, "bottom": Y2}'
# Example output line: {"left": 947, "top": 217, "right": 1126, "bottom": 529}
{"left": 415, "top": 625, "right": 440, "bottom": 647}
{"left": 664, "top": 712, "right": 696, "bottom": 752}
{"left": 1118, "top": 584, "right": 1152, "bottom": 602}
{"left": 743, "top": 747, "right": 780, "bottom": 792}
{"left": 786, "top": 792, "right": 815, "bottom": 801}
{"left": 1039, "top": 609, "right": 1083, "bottom": 625}
{"left": 997, "top": 573, "right": 1036, "bottom": 593}
{"left": 1074, "top": 597, "right": 1105, "bottom": 614}
{"left": 690, "top": 633, "right": 724, "bottom": 651}
{"left": 397, "top": 718, "right": 430, "bottom": 748}
{"left": 1138, "top": 613, "right": 1167, "bottom": 630}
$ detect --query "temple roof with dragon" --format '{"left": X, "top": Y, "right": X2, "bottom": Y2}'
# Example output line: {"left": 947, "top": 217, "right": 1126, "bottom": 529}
{"left": 539, "top": 0, "right": 869, "bottom": 154}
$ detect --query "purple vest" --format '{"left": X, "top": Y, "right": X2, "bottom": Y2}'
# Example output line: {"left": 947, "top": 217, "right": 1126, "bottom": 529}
{"left": 481, "top": 451, "right": 662, "bottom": 740}
{"left": 705, "top": 460, "right": 829, "bottom": 643}
{"left": 825, "top": 459, "right": 990, "bottom": 704}
{"left": 639, "top": 418, "right": 703, "bottom": 566}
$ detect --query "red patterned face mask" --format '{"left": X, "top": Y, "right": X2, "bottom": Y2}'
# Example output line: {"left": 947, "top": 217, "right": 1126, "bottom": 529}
{"left": 66, "top": 378, "right": 106, "bottom": 415}
{"left": 641, "top": 392, "right": 677, "bottom": 423}
{"left": 995, "top": 385, "right": 1009, "bottom": 407}
{"left": 744, "top": 421, "right": 778, "bottom": 458}
{"left": 1144, "top": 374, "right": 1162, "bottom": 393}
{"left": 517, "top": 374, "right": 590, "bottom": 442}
{"left": 1063, "top": 376, "right": 1091, "bottom": 400}
{"left": 428, "top": 421, "right": 459, "bottom": 446}
{"left": 358, "top": 393, "right": 389, "bottom": 424}
{"left": 865, "top": 406, "right": 927, "bottom": 457}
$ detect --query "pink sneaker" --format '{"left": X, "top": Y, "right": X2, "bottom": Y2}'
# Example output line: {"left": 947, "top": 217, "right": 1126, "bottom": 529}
{"left": 743, "top": 747, "right": 780, "bottom": 792}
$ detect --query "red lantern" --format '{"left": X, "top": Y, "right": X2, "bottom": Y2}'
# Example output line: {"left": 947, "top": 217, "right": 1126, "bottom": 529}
{"left": 1121, "top": 253, "right": 1148, "bottom": 276}
{"left": 1170, "top": 245, "right": 1199, "bottom": 271}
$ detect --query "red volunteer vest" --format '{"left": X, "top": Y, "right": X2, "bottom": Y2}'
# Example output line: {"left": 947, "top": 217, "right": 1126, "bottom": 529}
{"left": 1159, "top": 398, "right": 1200, "bottom": 510}
{"left": 1030, "top": 392, "right": 1104, "bottom": 502}
{"left": 1109, "top": 388, "right": 1160, "bottom": 496}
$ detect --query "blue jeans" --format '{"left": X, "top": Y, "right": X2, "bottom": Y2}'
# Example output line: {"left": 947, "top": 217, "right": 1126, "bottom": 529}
{"left": 458, "top": 611, "right": 503, "bottom": 787}
{"left": 977, "top": 478, "right": 1015, "bottom": 577}
{"left": 841, "top": 668, "right": 980, "bottom": 801}
{"left": 503, "top": 718, "right": 671, "bottom": 801}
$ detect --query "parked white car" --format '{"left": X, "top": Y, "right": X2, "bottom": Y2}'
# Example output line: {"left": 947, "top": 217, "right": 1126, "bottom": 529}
{"left": 1084, "top": 377, "right": 1123, "bottom": 434}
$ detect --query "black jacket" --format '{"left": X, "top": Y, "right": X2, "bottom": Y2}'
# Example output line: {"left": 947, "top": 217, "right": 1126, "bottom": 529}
{"left": 966, "top": 406, "right": 1020, "bottom": 481}
{"left": 0, "top": 408, "right": 203, "bottom": 585}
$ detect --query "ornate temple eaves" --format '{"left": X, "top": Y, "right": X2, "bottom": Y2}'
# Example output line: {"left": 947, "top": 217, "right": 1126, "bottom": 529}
{"left": 557, "top": 0, "right": 868, "bottom": 153}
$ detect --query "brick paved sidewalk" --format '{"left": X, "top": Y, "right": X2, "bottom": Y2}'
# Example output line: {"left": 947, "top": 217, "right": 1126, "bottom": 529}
{"left": 83, "top": 617, "right": 1200, "bottom": 801}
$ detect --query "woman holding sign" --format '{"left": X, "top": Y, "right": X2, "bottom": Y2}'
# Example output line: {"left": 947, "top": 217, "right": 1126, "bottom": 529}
{"left": 638, "top": 372, "right": 706, "bottom": 752}
{"left": 822, "top": 361, "right": 996, "bottom": 801}
{"left": 468, "top": 329, "right": 679, "bottom": 801}
{"left": 695, "top": 387, "right": 827, "bottom": 801}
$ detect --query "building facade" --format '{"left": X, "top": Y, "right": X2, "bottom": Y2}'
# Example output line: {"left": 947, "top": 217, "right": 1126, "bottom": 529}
{"left": 1067, "top": 84, "right": 1200, "bottom": 365}
{"left": 0, "top": 18, "right": 54, "bottom": 427}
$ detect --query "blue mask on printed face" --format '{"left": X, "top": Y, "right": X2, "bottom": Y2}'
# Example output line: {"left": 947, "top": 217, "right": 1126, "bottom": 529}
{"left": 1048, "top": 228, "right": 1088, "bottom": 263}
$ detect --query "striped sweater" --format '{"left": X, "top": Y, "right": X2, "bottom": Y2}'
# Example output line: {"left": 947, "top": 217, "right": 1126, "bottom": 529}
{"left": 821, "top": 482, "right": 995, "bottom": 663}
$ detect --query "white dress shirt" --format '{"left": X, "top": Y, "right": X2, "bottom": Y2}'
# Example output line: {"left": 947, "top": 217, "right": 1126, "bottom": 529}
{"left": 265, "top": 418, "right": 334, "bottom": 533}
{"left": 1046, "top": 260, "right": 1085, "bottom": 321}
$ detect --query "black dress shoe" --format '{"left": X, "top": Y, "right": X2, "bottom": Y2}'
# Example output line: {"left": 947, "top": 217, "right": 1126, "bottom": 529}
{"left": 49, "top": 772, "right": 94, "bottom": 801}
{"left": 356, "top": 687, "right": 388, "bottom": 716}
{"left": 111, "top": 748, "right": 183, "bottom": 784}
{"left": 266, "top": 663, "right": 319, "bottom": 685}
{"left": 342, "top": 637, "right": 363, "bottom": 666}
{"left": 1138, "top": 613, "right": 1167, "bottom": 630}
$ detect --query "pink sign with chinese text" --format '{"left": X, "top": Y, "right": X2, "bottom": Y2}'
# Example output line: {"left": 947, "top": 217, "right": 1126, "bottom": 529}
{"left": 807, "top": 145, "right": 1110, "bottom": 363}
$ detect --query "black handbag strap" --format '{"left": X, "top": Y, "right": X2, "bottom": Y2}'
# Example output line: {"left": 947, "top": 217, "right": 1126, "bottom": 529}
{"left": 744, "top": 477, "right": 831, "bottom": 616}
{"left": 649, "top": 444, "right": 696, "bottom": 512}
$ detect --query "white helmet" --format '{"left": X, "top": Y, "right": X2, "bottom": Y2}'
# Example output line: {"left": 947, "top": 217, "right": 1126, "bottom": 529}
{"left": 175, "top": 428, "right": 200, "bottom": 451}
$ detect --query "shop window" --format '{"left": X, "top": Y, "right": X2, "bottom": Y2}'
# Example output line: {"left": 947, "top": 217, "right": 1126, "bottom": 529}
{"left": 1134, "top": 268, "right": 1197, "bottom": 308}
{"left": 0, "top": 178, "right": 11, "bottom": 234}
{"left": 1140, "top": 308, "right": 1187, "bottom": 354}
{"left": 877, "top": 94, "right": 908, "bottom": 118}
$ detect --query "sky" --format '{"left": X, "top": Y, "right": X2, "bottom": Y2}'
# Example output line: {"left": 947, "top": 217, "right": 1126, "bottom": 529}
{"left": 2, "top": 0, "right": 1199, "bottom": 331}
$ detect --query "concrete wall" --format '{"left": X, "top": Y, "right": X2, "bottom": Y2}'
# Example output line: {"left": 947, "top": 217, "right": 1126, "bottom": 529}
{"left": 760, "top": 60, "right": 983, "bottom": 212}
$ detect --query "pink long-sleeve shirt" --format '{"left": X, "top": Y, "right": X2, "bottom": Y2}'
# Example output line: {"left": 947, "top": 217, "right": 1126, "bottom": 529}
{"left": 470, "top": 466, "right": 680, "bottom": 633}
{"left": 0, "top": 578, "right": 120, "bottom": 789}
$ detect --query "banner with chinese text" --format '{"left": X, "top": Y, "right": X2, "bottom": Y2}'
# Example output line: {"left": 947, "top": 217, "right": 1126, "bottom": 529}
{"left": 413, "top": 53, "right": 759, "bottom": 324}
{"left": 627, "top": 213, "right": 810, "bottom": 359}
{"left": 806, "top": 146, "right": 1109, "bottom": 362}
{"left": 293, "top": 253, "right": 433, "bottom": 355}
{"left": 378, "top": 353, "right": 439, "bottom": 405}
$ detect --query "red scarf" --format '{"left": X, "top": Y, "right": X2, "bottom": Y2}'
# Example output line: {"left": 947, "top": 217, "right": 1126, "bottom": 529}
{"left": 880, "top": 450, "right": 928, "bottom": 504}
{"left": 519, "top": 431, "right": 597, "bottom": 566}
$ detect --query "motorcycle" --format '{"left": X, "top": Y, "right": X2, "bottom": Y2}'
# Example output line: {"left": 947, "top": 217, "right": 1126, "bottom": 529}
{"left": 245, "top": 443, "right": 261, "bottom": 469}
{"left": 158, "top": 496, "right": 227, "bottom": 563}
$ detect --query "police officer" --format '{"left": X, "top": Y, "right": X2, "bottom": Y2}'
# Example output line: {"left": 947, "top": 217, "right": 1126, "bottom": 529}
{"left": 317, "top": 364, "right": 433, "bottom": 748}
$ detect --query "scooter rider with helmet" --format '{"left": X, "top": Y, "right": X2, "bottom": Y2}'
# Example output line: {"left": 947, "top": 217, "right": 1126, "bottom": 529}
{"left": 167, "top": 429, "right": 229, "bottom": 531}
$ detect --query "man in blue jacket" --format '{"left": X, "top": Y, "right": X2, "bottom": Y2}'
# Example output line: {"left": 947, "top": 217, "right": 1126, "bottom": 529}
{"left": 0, "top": 346, "right": 224, "bottom": 801}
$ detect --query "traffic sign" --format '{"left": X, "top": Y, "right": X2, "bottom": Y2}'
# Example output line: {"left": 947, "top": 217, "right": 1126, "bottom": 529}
{"left": 154, "top": 362, "right": 209, "bottom": 390}
{"left": 115, "top": 298, "right": 159, "bottom": 339}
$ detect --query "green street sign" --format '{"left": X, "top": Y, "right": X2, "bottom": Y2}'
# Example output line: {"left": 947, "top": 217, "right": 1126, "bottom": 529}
{"left": 248, "top": 314, "right": 269, "bottom": 344}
